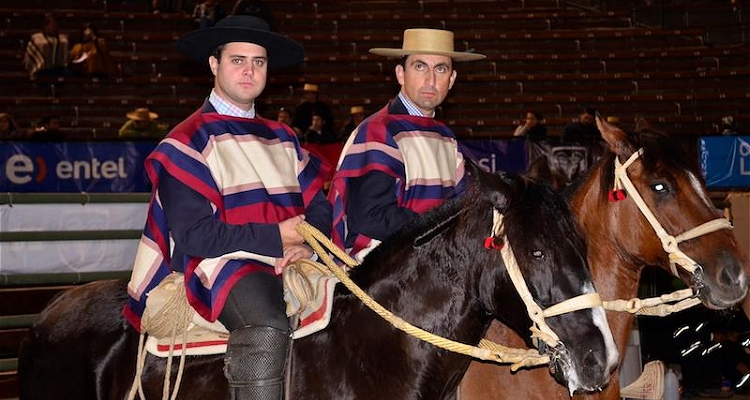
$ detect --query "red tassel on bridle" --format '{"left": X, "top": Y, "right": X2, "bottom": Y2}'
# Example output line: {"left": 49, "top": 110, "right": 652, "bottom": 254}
{"left": 608, "top": 189, "right": 627, "bottom": 202}
{"left": 609, "top": 173, "right": 627, "bottom": 203}
{"left": 484, "top": 236, "right": 504, "bottom": 250}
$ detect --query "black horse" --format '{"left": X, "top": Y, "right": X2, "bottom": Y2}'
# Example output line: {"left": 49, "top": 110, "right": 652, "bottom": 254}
{"left": 18, "top": 166, "right": 618, "bottom": 400}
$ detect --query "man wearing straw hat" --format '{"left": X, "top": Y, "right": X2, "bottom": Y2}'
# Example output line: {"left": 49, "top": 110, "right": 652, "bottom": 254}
{"left": 118, "top": 107, "right": 168, "bottom": 139}
{"left": 328, "top": 27, "right": 485, "bottom": 262}
{"left": 122, "top": 15, "right": 332, "bottom": 400}
{"left": 291, "top": 82, "right": 334, "bottom": 135}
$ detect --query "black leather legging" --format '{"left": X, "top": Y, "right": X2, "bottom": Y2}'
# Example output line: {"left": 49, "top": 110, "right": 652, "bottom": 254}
{"left": 218, "top": 271, "right": 290, "bottom": 332}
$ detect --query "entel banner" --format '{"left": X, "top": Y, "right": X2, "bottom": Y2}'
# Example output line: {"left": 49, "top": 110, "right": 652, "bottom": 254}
{"left": 1, "top": 141, "right": 156, "bottom": 192}
{"left": 700, "top": 136, "right": 750, "bottom": 189}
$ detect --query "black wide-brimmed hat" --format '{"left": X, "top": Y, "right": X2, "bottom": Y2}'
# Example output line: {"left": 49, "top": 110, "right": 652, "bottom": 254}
{"left": 177, "top": 15, "right": 304, "bottom": 70}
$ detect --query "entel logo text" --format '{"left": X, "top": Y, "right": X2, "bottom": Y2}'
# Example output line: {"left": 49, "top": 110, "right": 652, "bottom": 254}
{"left": 5, "top": 154, "right": 128, "bottom": 185}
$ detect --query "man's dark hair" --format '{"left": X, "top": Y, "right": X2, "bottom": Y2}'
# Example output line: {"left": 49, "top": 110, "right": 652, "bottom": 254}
{"left": 211, "top": 44, "right": 227, "bottom": 61}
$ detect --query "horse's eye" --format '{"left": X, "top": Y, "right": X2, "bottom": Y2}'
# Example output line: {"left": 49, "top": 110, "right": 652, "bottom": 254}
{"left": 651, "top": 183, "right": 668, "bottom": 193}
{"left": 532, "top": 250, "right": 544, "bottom": 259}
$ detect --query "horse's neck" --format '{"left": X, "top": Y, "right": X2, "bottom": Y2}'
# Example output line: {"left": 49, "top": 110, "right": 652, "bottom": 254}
{"left": 361, "top": 241, "right": 489, "bottom": 344}
{"left": 572, "top": 167, "right": 644, "bottom": 354}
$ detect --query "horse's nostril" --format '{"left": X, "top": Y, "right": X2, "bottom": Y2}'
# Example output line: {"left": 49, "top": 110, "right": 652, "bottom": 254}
{"left": 719, "top": 260, "right": 741, "bottom": 287}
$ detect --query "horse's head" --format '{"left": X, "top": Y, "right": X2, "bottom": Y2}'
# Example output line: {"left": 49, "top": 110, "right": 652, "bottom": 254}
{"left": 469, "top": 164, "right": 619, "bottom": 394}
{"left": 596, "top": 116, "right": 748, "bottom": 309}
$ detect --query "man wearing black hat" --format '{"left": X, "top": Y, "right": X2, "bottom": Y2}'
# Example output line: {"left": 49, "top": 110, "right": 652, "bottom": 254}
{"left": 123, "top": 15, "right": 331, "bottom": 400}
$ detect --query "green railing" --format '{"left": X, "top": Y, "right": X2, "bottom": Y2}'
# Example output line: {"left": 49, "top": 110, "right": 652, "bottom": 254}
{"left": 0, "top": 192, "right": 146, "bottom": 377}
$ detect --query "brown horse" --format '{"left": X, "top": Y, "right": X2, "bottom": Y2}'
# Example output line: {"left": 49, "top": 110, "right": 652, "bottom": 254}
{"left": 459, "top": 117, "right": 749, "bottom": 399}
{"left": 19, "top": 165, "right": 619, "bottom": 400}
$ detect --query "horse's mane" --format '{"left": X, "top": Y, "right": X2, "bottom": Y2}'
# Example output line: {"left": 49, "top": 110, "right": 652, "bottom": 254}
{"left": 348, "top": 171, "right": 585, "bottom": 299}
{"left": 598, "top": 128, "right": 700, "bottom": 201}
{"left": 348, "top": 182, "right": 488, "bottom": 288}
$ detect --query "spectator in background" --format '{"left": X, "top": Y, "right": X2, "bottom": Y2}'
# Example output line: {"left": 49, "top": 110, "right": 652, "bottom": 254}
{"left": 303, "top": 110, "right": 337, "bottom": 144}
{"left": 29, "top": 115, "right": 66, "bottom": 141}
{"left": 192, "top": 0, "right": 226, "bottom": 28}
{"left": 276, "top": 106, "right": 299, "bottom": 134}
{"left": 232, "top": 0, "right": 274, "bottom": 30}
{"left": 563, "top": 107, "right": 601, "bottom": 142}
{"left": 69, "top": 23, "right": 114, "bottom": 77}
{"left": 720, "top": 115, "right": 740, "bottom": 135}
{"left": 118, "top": 107, "right": 168, "bottom": 139}
{"left": 292, "top": 83, "right": 334, "bottom": 136}
{"left": 340, "top": 105, "right": 366, "bottom": 139}
{"left": 513, "top": 110, "right": 547, "bottom": 140}
{"left": 23, "top": 15, "right": 69, "bottom": 79}
{"left": 152, "top": 0, "right": 185, "bottom": 14}
{"left": 0, "top": 113, "right": 24, "bottom": 140}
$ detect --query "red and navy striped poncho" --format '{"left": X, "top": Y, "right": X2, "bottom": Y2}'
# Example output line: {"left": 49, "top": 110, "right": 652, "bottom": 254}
{"left": 124, "top": 104, "right": 328, "bottom": 331}
{"left": 328, "top": 101, "right": 467, "bottom": 262}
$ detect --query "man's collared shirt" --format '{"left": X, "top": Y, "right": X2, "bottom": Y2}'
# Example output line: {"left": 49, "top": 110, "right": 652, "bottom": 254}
{"left": 209, "top": 89, "right": 256, "bottom": 118}
{"left": 398, "top": 92, "right": 435, "bottom": 118}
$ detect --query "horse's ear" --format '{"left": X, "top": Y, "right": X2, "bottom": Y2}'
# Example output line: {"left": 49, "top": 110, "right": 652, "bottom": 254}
{"left": 597, "top": 114, "right": 636, "bottom": 159}
{"left": 464, "top": 157, "right": 511, "bottom": 211}
{"left": 464, "top": 156, "right": 482, "bottom": 178}
{"left": 635, "top": 117, "right": 654, "bottom": 134}
{"left": 526, "top": 155, "right": 552, "bottom": 182}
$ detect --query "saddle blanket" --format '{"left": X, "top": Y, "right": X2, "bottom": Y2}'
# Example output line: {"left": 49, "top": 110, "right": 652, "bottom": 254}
{"left": 144, "top": 263, "right": 339, "bottom": 358}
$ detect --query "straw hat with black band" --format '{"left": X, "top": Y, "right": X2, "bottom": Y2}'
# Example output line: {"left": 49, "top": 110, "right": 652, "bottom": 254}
{"left": 369, "top": 28, "right": 485, "bottom": 62}
{"left": 126, "top": 107, "right": 158, "bottom": 121}
{"left": 176, "top": 15, "right": 304, "bottom": 70}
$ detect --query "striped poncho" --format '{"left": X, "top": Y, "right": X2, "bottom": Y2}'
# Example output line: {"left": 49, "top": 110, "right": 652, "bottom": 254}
{"left": 124, "top": 104, "right": 327, "bottom": 331}
{"left": 328, "top": 100, "right": 467, "bottom": 261}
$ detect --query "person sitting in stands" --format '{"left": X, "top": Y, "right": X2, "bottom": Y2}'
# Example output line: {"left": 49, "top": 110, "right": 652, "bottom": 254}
{"left": 23, "top": 15, "right": 69, "bottom": 79}
{"left": 563, "top": 107, "right": 601, "bottom": 142}
{"left": 69, "top": 23, "right": 114, "bottom": 77}
{"left": 118, "top": 107, "right": 168, "bottom": 139}
{"left": 29, "top": 115, "right": 66, "bottom": 141}
{"left": 192, "top": 0, "right": 226, "bottom": 28}
{"left": 340, "top": 105, "right": 366, "bottom": 139}
{"left": 513, "top": 110, "right": 547, "bottom": 140}
{"left": 291, "top": 83, "right": 334, "bottom": 136}
{"left": 277, "top": 106, "right": 299, "bottom": 134}
{"left": 303, "top": 110, "right": 338, "bottom": 144}
{"left": 0, "top": 112, "right": 24, "bottom": 140}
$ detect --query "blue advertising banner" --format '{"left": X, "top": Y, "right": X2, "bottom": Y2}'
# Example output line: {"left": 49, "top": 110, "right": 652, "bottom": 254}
{"left": 1, "top": 141, "right": 156, "bottom": 192}
{"left": 459, "top": 138, "right": 528, "bottom": 173}
{"left": 700, "top": 136, "right": 750, "bottom": 189}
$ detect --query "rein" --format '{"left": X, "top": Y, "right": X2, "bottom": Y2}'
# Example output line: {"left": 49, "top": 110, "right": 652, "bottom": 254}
{"left": 607, "top": 148, "right": 733, "bottom": 314}
{"left": 296, "top": 209, "right": 602, "bottom": 370}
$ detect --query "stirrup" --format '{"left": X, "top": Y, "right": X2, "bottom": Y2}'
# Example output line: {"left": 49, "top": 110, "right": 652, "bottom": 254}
{"left": 620, "top": 360, "right": 665, "bottom": 400}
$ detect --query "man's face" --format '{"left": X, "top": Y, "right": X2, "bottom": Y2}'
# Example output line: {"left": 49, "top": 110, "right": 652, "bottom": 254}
{"left": 277, "top": 110, "right": 292, "bottom": 125}
{"left": 395, "top": 54, "right": 456, "bottom": 116}
{"left": 524, "top": 112, "right": 539, "bottom": 127}
{"left": 209, "top": 42, "right": 268, "bottom": 111}
{"left": 311, "top": 115, "right": 324, "bottom": 131}
{"left": 133, "top": 119, "right": 150, "bottom": 130}
{"left": 48, "top": 118, "right": 61, "bottom": 131}
{"left": 44, "top": 19, "right": 59, "bottom": 36}
{"left": 580, "top": 112, "right": 595, "bottom": 126}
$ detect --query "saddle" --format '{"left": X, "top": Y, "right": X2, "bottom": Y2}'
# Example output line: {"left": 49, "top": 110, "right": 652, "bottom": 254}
{"left": 142, "top": 261, "right": 339, "bottom": 357}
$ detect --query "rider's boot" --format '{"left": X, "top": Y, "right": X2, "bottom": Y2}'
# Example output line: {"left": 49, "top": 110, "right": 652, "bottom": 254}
{"left": 224, "top": 325, "right": 292, "bottom": 400}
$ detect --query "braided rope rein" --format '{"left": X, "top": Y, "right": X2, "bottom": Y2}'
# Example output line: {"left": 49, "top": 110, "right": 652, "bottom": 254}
{"left": 296, "top": 221, "right": 552, "bottom": 370}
